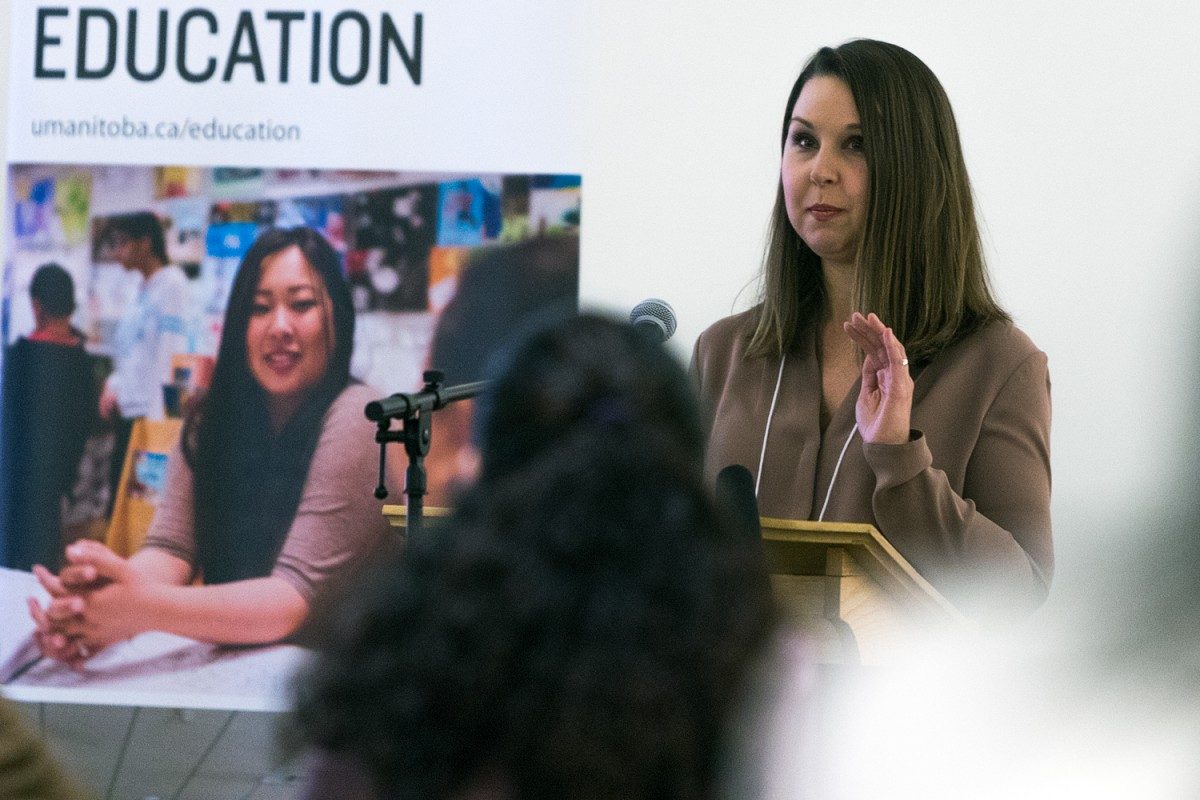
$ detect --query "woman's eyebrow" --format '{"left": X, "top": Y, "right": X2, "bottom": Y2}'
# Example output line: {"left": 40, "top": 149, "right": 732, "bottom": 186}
{"left": 255, "top": 283, "right": 318, "bottom": 296}
{"left": 790, "top": 116, "right": 861, "bottom": 131}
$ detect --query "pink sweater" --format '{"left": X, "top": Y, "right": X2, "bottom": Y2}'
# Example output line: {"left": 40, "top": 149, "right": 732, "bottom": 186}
{"left": 142, "top": 383, "right": 398, "bottom": 605}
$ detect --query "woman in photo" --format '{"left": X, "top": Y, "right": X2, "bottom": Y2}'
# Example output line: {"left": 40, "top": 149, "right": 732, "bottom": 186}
{"left": 692, "top": 39, "right": 1052, "bottom": 616}
{"left": 29, "top": 226, "right": 393, "bottom": 664}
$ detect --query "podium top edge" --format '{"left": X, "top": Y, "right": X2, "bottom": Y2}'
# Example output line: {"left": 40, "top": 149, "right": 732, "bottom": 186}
{"left": 381, "top": 505, "right": 453, "bottom": 518}
{"left": 759, "top": 517, "right": 880, "bottom": 536}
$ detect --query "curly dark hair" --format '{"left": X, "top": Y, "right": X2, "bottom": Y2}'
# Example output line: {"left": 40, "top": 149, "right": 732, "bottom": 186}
{"left": 293, "top": 314, "right": 775, "bottom": 800}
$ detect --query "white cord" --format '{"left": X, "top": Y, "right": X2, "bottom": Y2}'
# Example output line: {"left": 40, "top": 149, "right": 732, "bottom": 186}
{"left": 755, "top": 353, "right": 858, "bottom": 521}
{"left": 818, "top": 423, "right": 857, "bottom": 522}
{"left": 755, "top": 354, "right": 787, "bottom": 498}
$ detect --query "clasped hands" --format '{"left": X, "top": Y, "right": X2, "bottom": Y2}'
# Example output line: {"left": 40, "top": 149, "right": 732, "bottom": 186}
{"left": 27, "top": 540, "right": 147, "bottom": 670}
{"left": 843, "top": 311, "right": 914, "bottom": 445}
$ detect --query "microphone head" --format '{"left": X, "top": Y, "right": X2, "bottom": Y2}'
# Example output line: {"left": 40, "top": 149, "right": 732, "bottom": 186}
{"left": 629, "top": 298, "right": 677, "bottom": 342}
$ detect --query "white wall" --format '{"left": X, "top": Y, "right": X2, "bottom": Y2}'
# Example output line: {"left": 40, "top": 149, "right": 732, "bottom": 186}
{"left": 4, "top": 1, "right": 1199, "bottom": 594}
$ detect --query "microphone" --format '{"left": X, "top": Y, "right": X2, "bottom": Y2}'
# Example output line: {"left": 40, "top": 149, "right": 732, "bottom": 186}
{"left": 715, "top": 465, "right": 771, "bottom": 591}
{"left": 715, "top": 464, "right": 761, "bottom": 545}
{"left": 629, "top": 298, "right": 677, "bottom": 343}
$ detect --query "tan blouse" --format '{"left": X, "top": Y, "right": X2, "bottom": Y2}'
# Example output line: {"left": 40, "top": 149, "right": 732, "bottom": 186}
{"left": 693, "top": 310, "right": 1052, "bottom": 616}
{"left": 141, "top": 383, "right": 396, "bottom": 605}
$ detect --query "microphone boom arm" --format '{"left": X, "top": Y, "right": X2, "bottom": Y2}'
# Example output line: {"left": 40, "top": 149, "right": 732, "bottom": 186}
{"left": 366, "top": 372, "right": 489, "bottom": 540}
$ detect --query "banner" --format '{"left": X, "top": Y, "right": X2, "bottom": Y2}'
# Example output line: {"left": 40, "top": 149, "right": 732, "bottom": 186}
{"left": 1, "top": 0, "right": 583, "bottom": 710}
{"left": 7, "top": 1, "right": 581, "bottom": 171}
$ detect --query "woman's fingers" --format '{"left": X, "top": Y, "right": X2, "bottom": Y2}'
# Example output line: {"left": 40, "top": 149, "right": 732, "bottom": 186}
{"left": 59, "top": 563, "right": 101, "bottom": 591}
{"left": 845, "top": 313, "right": 910, "bottom": 372}
{"left": 68, "top": 639, "right": 101, "bottom": 671}
{"left": 64, "top": 540, "right": 131, "bottom": 582}
{"left": 40, "top": 597, "right": 92, "bottom": 642}
{"left": 31, "top": 562, "right": 110, "bottom": 665}
{"left": 845, "top": 313, "right": 888, "bottom": 362}
{"left": 844, "top": 318, "right": 884, "bottom": 394}
{"left": 32, "top": 564, "right": 69, "bottom": 598}
{"left": 844, "top": 313, "right": 915, "bottom": 445}
{"left": 29, "top": 597, "right": 82, "bottom": 662}
{"left": 34, "top": 630, "right": 75, "bottom": 662}
{"left": 882, "top": 328, "right": 911, "bottom": 380}
{"left": 843, "top": 317, "right": 873, "bottom": 350}
{"left": 29, "top": 596, "right": 80, "bottom": 646}
{"left": 45, "top": 595, "right": 86, "bottom": 624}
{"left": 844, "top": 324, "right": 886, "bottom": 373}
{"left": 27, "top": 596, "right": 52, "bottom": 632}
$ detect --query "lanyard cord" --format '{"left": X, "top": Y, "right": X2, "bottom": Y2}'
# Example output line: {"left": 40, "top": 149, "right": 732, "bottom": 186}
{"left": 755, "top": 353, "right": 859, "bottom": 520}
{"left": 818, "top": 422, "right": 857, "bottom": 522}
{"left": 754, "top": 354, "right": 787, "bottom": 498}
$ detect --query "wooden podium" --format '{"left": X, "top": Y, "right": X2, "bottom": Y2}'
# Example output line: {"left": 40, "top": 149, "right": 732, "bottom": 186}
{"left": 381, "top": 504, "right": 450, "bottom": 531}
{"left": 761, "top": 517, "right": 970, "bottom": 664}
{"left": 381, "top": 506, "right": 969, "bottom": 665}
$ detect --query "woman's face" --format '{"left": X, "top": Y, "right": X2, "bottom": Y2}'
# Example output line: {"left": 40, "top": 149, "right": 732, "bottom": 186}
{"left": 781, "top": 75, "right": 868, "bottom": 270}
{"left": 246, "top": 245, "right": 334, "bottom": 417}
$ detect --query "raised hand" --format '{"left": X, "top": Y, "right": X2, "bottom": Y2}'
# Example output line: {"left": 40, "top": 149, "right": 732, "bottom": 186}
{"left": 843, "top": 312, "right": 914, "bottom": 445}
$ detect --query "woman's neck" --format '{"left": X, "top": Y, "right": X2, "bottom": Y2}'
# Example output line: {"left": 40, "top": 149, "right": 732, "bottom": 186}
{"left": 822, "top": 258, "right": 856, "bottom": 323}
{"left": 818, "top": 259, "right": 861, "bottom": 420}
{"left": 266, "top": 394, "right": 303, "bottom": 435}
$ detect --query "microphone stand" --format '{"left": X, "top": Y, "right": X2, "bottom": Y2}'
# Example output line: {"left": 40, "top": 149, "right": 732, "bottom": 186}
{"left": 364, "top": 370, "right": 489, "bottom": 540}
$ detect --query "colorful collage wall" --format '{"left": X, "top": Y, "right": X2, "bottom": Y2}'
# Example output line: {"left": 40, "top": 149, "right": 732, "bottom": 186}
{"left": 4, "top": 164, "right": 582, "bottom": 531}
{"left": 6, "top": 165, "right": 582, "bottom": 395}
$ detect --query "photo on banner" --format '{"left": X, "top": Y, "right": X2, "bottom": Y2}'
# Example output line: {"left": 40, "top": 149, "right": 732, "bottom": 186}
{"left": 1, "top": 0, "right": 584, "bottom": 711}
{"left": 0, "top": 161, "right": 581, "bottom": 708}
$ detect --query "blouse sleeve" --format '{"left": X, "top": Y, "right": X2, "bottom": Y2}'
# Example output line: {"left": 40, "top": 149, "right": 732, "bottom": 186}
{"left": 862, "top": 350, "right": 1053, "bottom": 614}
{"left": 270, "top": 387, "right": 393, "bottom": 605}
{"left": 140, "top": 442, "right": 199, "bottom": 574}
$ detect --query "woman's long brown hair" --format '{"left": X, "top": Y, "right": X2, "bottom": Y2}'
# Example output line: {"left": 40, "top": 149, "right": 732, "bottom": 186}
{"left": 747, "top": 39, "right": 1009, "bottom": 363}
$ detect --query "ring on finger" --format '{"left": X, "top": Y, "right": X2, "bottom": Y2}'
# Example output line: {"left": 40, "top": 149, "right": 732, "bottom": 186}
{"left": 900, "top": 358, "right": 909, "bottom": 367}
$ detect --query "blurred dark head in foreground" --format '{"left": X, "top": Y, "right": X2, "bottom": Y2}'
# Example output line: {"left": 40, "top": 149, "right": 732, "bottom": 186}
{"left": 295, "top": 313, "right": 774, "bottom": 800}
{"left": 429, "top": 234, "right": 579, "bottom": 387}
{"left": 423, "top": 234, "right": 579, "bottom": 505}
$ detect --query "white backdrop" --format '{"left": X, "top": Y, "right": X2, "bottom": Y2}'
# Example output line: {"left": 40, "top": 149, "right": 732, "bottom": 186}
{"left": 4, "top": 0, "right": 1199, "bottom": 617}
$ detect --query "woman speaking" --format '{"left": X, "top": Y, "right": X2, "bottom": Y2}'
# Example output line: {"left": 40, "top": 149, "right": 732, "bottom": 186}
{"left": 693, "top": 40, "right": 1052, "bottom": 615}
